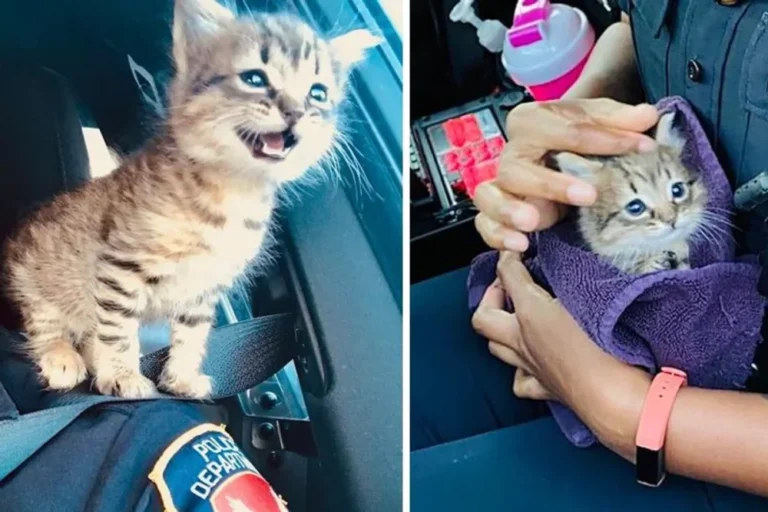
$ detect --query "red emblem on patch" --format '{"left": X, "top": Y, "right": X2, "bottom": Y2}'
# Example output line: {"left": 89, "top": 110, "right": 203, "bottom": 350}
{"left": 210, "top": 472, "right": 283, "bottom": 512}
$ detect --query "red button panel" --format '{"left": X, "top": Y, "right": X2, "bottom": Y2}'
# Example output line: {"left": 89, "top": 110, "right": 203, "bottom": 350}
{"left": 428, "top": 109, "right": 505, "bottom": 199}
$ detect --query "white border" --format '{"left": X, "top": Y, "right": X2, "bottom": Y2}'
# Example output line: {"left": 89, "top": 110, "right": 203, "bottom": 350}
{"left": 401, "top": 0, "right": 411, "bottom": 508}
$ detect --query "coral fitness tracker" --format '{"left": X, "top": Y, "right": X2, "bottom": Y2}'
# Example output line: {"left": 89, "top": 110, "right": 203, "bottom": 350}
{"left": 635, "top": 367, "right": 688, "bottom": 487}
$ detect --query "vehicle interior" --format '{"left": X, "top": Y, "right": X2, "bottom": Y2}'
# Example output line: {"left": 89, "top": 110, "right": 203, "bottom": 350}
{"left": 0, "top": 1, "right": 403, "bottom": 511}
{"left": 408, "top": 2, "right": 768, "bottom": 509}
{"left": 410, "top": 0, "right": 617, "bottom": 282}
{"left": 408, "top": 0, "right": 620, "bottom": 455}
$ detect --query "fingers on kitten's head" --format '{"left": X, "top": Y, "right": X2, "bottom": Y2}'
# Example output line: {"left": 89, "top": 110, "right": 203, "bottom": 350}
{"left": 548, "top": 112, "right": 685, "bottom": 183}
{"left": 547, "top": 152, "right": 604, "bottom": 183}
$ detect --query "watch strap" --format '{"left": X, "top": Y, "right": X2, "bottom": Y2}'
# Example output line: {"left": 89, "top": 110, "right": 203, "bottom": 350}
{"left": 635, "top": 367, "right": 687, "bottom": 487}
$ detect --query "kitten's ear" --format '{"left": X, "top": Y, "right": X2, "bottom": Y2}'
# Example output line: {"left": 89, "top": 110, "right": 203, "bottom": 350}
{"left": 330, "top": 29, "right": 382, "bottom": 68}
{"left": 654, "top": 112, "right": 686, "bottom": 153}
{"left": 549, "top": 152, "right": 603, "bottom": 182}
{"left": 173, "top": 0, "right": 235, "bottom": 76}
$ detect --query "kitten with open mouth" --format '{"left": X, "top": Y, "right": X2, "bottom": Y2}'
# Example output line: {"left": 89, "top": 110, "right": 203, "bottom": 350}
{"left": 235, "top": 127, "right": 299, "bottom": 160}
{"left": 1, "top": 0, "right": 381, "bottom": 400}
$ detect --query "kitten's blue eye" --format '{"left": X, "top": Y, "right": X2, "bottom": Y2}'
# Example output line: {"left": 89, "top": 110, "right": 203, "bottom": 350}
{"left": 671, "top": 181, "right": 686, "bottom": 199}
{"left": 625, "top": 199, "right": 647, "bottom": 216}
{"left": 239, "top": 70, "right": 269, "bottom": 88}
{"left": 309, "top": 83, "right": 328, "bottom": 103}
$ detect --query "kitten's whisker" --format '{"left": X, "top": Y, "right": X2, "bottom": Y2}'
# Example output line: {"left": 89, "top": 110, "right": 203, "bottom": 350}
{"left": 701, "top": 210, "right": 736, "bottom": 222}
{"left": 698, "top": 219, "right": 732, "bottom": 235}
{"left": 328, "top": 4, "right": 348, "bottom": 36}
{"left": 702, "top": 219, "right": 736, "bottom": 230}
{"left": 706, "top": 206, "right": 735, "bottom": 215}
{"left": 701, "top": 212, "right": 740, "bottom": 232}
{"left": 700, "top": 233, "right": 725, "bottom": 257}
{"left": 318, "top": 140, "right": 342, "bottom": 184}
{"left": 705, "top": 227, "right": 732, "bottom": 242}
{"left": 693, "top": 225, "right": 725, "bottom": 254}
{"left": 320, "top": 144, "right": 343, "bottom": 187}
{"left": 325, "top": 134, "right": 370, "bottom": 201}
{"left": 247, "top": 129, "right": 259, "bottom": 148}
{"left": 335, "top": 136, "right": 371, "bottom": 200}
{"left": 337, "top": 131, "right": 375, "bottom": 197}
{"left": 326, "top": 6, "right": 362, "bottom": 38}
{"left": 698, "top": 221, "right": 736, "bottom": 243}
{"left": 237, "top": 0, "right": 254, "bottom": 19}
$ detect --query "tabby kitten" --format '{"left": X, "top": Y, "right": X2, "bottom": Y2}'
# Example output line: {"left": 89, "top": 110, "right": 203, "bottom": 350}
{"left": 552, "top": 112, "right": 709, "bottom": 274}
{"left": 2, "top": 0, "right": 379, "bottom": 398}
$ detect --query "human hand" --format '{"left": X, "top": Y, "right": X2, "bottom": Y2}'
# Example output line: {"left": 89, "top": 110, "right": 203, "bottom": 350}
{"left": 470, "top": 278, "right": 556, "bottom": 402}
{"left": 474, "top": 99, "right": 659, "bottom": 251}
{"left": 472, "top": 251, "right": 646, "bottom": 413}
{"left": 474, "top": 262, "right": 768, "bottom": 494}
{"left": 471, "top": 251, "right": 587, "bottom": 404}
{"left": 512, "top": 368, "right": 554, "bottom": 402}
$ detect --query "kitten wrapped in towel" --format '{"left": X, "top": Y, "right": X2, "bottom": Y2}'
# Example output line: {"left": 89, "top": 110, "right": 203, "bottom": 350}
{"left": 468, "top": 97, "right": 765, "bottom": 446}
{"left": 550, "top": 112, "right": 710, "bottom": 275}
{"left": 1, "top": 0, "right": 379, "bottom": 398}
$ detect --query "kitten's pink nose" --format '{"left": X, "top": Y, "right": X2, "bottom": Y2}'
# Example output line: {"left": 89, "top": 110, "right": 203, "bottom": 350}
{"left": 662, "top": 215, "right": 677, "bottom": 228}
{"left": 278, "top": 98, "right": 305, "bottom": 125}
{"left": 282, "top": 108, "right": 305, "bottom": 125}
{"left": 658, "top": 207, "right": 677, "bottom": 227}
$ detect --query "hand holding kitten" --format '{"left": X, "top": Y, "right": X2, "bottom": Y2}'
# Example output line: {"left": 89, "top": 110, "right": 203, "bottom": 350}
{"left": 473, "top": 99, "right": 659, "bottom": 252}
{"left": 472, "top": 251, "right": 648, "bottom": 412}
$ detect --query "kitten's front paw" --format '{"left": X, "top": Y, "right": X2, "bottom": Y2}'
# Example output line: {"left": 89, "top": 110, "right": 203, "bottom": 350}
{"left": 637, "top": 261, "right": 665, "bottom": 274}
{"left": 159, "top": 370, "right": 213, "bottom": 399}
{"left": 39, "top": 344, "right": 88, "bottom": 391}
{"left": 661, "top": 250, "right": 692, "bottom": 270}
{"left": 662, "top": 251, "right": 678, "bottom": 270}
{"left": 95, "top": 372, "right": 158, "bottom": 399}
{"left": 672, "top": 256, "right": 691, "bottom": 270}
{"left": 639, "top": 252, "right": 677, "bottom": 273}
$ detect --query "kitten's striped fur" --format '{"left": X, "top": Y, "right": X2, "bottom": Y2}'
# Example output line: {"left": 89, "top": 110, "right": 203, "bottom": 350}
{"left": 1, "top": 0, "right": 378, "bottom": 398}
{"left": 553, "top": 113, "right": 708, "bottom": 274}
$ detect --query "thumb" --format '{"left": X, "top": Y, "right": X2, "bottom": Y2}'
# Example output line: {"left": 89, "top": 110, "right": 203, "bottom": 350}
{"left": 513, "top": 369, "right": 555, "bottom": 401}
{"left": 477, "top": 278, "right": 505, "bottom": 311}
{"left": 496, "top": 251, "right": 552, "bottom": 308}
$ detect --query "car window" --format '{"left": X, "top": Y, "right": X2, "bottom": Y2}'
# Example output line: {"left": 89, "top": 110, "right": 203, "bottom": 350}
{"left": 270, "top": 0, "right": 404, "bottom": 308}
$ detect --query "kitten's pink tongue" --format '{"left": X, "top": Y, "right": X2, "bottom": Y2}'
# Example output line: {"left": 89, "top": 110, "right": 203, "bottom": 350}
{"left": 261, "top": 133, "right": 284, "bottom": 151}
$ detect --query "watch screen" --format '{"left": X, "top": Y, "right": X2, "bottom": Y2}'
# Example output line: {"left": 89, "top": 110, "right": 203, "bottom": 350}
{"left": 636, "top": 446, "right": 665, "bottom": 487}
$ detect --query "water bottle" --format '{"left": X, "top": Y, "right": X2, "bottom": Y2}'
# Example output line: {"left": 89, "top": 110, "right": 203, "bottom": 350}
{"left": 501, "top": 0, "right": 595, "bottom": 101}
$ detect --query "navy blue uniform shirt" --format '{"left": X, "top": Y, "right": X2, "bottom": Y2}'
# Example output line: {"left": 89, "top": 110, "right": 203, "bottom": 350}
{"left": 617, "top": 0, "right": 768, "bottom": 390}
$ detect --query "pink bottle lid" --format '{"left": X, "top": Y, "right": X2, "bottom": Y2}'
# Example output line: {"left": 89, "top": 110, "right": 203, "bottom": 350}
{"left": 502, "top": 0, "right": 595, "bottom": 100}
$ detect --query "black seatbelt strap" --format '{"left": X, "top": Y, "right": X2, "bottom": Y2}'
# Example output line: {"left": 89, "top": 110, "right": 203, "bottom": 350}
{"left": 0, "top": 313, "right": 295, "bottom": 480}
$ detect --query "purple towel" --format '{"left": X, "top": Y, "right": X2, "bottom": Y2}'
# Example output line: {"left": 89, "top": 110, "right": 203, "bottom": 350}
{"left": 467, "top": 97, "right": 765, "bottom": 447}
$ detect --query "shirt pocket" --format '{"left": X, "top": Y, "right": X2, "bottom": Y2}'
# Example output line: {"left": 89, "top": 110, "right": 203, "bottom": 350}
{"left": 741, "top": 11, "right": 768, "bottom": 121}
{"left": 629, "top": 0, "right": 672, "bottom": 102}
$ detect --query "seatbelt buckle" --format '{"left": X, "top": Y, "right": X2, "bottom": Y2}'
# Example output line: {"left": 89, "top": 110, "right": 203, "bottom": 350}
{"left": 734, "top": 171, "right": 768, "bottom": 214}
{"left": 734, "top": 173, "right": 768, "bottom": 392}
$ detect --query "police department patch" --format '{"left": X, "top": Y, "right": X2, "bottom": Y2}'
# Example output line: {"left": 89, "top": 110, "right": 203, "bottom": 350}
{"left": 148, "top": 423, "right": 288, "bottom": 512}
